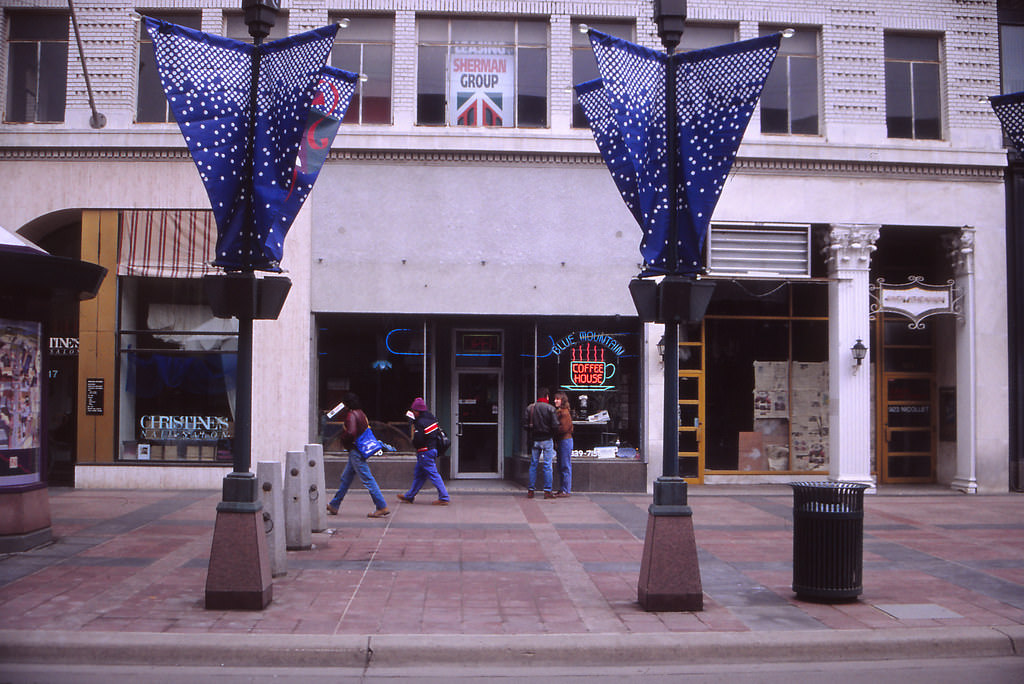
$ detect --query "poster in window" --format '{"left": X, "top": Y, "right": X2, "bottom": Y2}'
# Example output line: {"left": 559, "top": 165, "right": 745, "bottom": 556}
{"left": 753, "top": 361, "right": 788, "bottom": 419}
{"left": 0, "top": 319, "right": 42, "bottom": 486}
{"left": 448, "top": 47, "right": 514, "bottom": 127}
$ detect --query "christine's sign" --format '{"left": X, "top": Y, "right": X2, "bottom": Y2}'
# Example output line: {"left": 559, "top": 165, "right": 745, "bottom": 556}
{"left": 140, "top": 415, "right": 232, "bottom": 441}
{"left": 448, "top": 47, "right": 514, "bottom": 127}
{"left": 554, "top": 332, "right": 624, "bottom": 392}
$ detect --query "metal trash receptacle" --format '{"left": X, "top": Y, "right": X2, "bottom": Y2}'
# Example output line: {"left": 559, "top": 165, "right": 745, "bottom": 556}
{"left": 789, "top": 481, "right": 870, "bottom": 601}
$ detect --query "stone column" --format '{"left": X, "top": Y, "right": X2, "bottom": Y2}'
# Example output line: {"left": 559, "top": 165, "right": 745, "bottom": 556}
{"left": 826, "top": 224, "right": 879, "bottom": 487}
{"left": 950, "top": 228, "right": 978, "bottom": 493}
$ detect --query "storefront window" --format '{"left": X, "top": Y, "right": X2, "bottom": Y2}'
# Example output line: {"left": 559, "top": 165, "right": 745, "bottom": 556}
{"left": 704, "top": 282, "right": 829, "bottom": 472}
{"left": 316, "top": 315, "right": 433, "bottom": 453}
{"left": 118, "top": 278, "right": 238, "bottom": 462}
{"left": 534, "top": 323, "right": 641, "bottom": 458}
{"left": 0, "top": 319, "right": 43, "bottom": 486}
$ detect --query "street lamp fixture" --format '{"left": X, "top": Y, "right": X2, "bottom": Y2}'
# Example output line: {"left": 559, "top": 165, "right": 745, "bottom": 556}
{"left": 851, "top": 339, "right": 867, "bottom": 370}
{"left": 653, "top": 0, "right": 687, "bottom": 52}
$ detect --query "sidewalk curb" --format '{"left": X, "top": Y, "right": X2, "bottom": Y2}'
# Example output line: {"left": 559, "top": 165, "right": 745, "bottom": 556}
{"left": 1, "top": 627, "right": 1020, "bottom": 668}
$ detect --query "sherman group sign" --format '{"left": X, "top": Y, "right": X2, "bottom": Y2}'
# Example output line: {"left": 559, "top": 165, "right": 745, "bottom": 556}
{"left": 448, "top": 47, "right": 514, "bottom": 127}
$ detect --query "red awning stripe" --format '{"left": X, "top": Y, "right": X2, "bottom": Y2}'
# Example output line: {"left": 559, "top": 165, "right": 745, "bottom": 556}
{"left": 117, "top": 210, "right": 218, "bottom": 278}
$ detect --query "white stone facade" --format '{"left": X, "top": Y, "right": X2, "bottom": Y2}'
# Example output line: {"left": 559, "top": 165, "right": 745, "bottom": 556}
{"left": 0, "top": 0, "right": 1011, "bottom": 491}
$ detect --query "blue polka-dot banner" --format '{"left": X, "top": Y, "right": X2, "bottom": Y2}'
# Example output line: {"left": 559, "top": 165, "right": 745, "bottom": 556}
{"left": 143, "top": 17, "right": 355, "bottom": 272}
{"left": 576, "top": 30, "right": 781, "bottom": 276}
{"left": 991, "top": 91, "right": 1024, "bottom": 155}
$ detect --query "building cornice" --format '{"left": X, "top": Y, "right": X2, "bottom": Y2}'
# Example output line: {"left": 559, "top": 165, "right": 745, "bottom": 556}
{"left": 0, "top": 146, "right": 1007, "bottom": 180}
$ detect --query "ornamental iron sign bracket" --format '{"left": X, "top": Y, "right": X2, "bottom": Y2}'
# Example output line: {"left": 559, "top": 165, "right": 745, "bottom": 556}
{"left": 869, "top": 276, "right": 962, "bottom": 329}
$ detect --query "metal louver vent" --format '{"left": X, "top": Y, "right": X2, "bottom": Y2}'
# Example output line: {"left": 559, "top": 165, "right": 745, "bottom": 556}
{"left": 706, "top": 223, "right": 811, "bottom": 278}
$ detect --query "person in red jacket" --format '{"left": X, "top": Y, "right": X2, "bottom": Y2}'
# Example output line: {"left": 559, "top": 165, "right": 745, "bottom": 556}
{"left": 325, "top": 394, "right": 390, "bottom": 518}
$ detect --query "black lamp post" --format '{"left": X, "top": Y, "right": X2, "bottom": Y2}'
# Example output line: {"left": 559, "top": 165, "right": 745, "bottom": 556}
{"left": 202, "top": 0, "right": 289, "bottom": 611}
{"left": 634, "top": 0, "right": 709, "bottom": 612}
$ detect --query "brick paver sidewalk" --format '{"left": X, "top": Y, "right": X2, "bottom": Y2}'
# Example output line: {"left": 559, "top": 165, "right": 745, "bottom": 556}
{"left": 1, "top": 484, "right": 1023, "bottom": 639}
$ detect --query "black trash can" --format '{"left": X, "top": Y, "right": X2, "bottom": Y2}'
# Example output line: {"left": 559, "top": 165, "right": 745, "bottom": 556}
{"left": 789, "top": 481, "right": 870, "bottom": 602}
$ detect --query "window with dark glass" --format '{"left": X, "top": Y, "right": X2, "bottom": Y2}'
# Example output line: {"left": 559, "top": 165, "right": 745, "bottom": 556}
{"left": 571, "top": 20, "right": 634, "bottom": 128}
{"left": 330, "top": 15, "right": 393, "bottom": 124}
{"left": 136, "top": 12, "right": 202, "bottom": 123}
{"left": 534, "top": 323, "right": 641, "bottom": 456}
{"left": 4, "top": 12, "right": 68, "bottom": 123}
{"left": 885, "top": 33, "right": 942, "bottom": 140}
{"left": 760, "top": 26, "right": 819, "bottom": 135}
{"left": 1001, "top": 24, "right": 1024, "bottom": 94}
{"left": 117, "top": 278, "right": 239, "bottom": 462}
{"left": 703, "top": 281, "right": 830, "bottom": 473}
{"left": 316, "top": 316, "right": 434, "bottom": 453}
{"left": 417, "top": 17, "right": 548, "bottom": 128}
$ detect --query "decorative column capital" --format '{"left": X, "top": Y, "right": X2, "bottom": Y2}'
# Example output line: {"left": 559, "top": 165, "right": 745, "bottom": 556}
{"left": 825, "top": 224, "right": 880, "bottom": 272}
{"left": 947, "top": 226, "right": 976, "bottom": 277}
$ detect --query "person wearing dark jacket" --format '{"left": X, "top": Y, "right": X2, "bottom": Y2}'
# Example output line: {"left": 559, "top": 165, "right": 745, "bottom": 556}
{"left": 396, "top": 397, "right": 450, "bottom": 506}
{"left": 326, "top": 394, "right": 390, "bottom": 518}
{"left": 524, "top": 387, "right": 558, "bottom": 499}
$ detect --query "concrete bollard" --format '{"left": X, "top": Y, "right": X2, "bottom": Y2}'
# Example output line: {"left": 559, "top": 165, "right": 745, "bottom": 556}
{"left": 256, "top": 461, "right": 287, "bottom": 577}
{"left": 284, "top": 450, "right": 312, "bottom": 551}
{"left": 305, "top": 443, "right": 328, "bottom": 533}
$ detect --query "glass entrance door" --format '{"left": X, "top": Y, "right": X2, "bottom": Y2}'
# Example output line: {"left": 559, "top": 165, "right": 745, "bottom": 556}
{"left": 453, "top": 370, "right": 502, "bottom": 478}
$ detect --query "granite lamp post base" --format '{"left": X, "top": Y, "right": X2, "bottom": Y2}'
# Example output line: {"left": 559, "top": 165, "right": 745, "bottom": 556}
{"left": 204, "top": 472, "right": 272, "bottom": 610}
{"left": 637, "top": 477, "right": 703, "bottom": 612}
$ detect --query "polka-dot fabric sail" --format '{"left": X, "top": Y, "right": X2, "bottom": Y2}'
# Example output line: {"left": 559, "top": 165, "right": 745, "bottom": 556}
{"left": 991, "top": 91, "right": 1024, "bottom": 154}
{"left": 143, "top": 17, "right": 340, "bottom": 272}
{"left": 280, "top": 66, "right": 358, "bottom": 243}
{"left": 577, "top": 30, "right": 780, "bottom": 275}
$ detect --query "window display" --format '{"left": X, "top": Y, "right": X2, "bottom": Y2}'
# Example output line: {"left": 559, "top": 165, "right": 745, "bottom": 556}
{"left": 705, "top": 281, "right": 829, "bottom": 473}
{"left": 118, "top": 278, "right": 238, "bottom": 462}
{"left": 0, "top": 319, "right": 42, "bottom": 486}
{"left": 535, "top": 324, "right": 640, "bottom": 459}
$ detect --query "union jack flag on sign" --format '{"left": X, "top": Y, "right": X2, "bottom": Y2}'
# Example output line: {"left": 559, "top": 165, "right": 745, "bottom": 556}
{"left": 456, "top": 91, "right": 504, "bottom": 126}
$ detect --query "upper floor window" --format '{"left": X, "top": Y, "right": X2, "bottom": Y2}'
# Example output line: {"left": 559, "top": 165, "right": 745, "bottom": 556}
{"left": 571, "top": 20, "right": 634, "bottom": 128}
{"left": 136, "top": 12, "right": 202, "bottom": 123}
{"left": 760, "top": 26, "right": 819, "bottom": 135}
{"left": 1000, "top": 24, "right": 1024, "bottom": 94}
{"left": 4, "top": 12, "right": 68, "bottom": 123}
{"left": 330, "top": 15, "right": 393, "bottom": 124}
{"left": 417, "top": 17, "right": 548, "bottom": 128}
{"left": 885, "top": 33, "right": 942, "bottom": 140}
{"left": 678, "top": 23, "right": 737, "bottom": 52}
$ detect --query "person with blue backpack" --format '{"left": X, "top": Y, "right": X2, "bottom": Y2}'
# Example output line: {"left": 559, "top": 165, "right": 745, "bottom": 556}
{"left": 396, "top": 397, "right": 451, "bottom": 506}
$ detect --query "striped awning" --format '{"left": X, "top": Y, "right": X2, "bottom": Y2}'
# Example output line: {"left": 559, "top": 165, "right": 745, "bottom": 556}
{"left": 117, "top": 210, "right": 218, "bottom": 278}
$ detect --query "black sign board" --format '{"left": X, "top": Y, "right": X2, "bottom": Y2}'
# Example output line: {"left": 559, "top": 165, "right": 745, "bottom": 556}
{"left": 85, "top": 378, "right": 104, "bottom": 416}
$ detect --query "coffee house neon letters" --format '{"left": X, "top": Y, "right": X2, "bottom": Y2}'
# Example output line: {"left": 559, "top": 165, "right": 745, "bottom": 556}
{"left": 553, "top": 331, "right": 622, "bottom": 392}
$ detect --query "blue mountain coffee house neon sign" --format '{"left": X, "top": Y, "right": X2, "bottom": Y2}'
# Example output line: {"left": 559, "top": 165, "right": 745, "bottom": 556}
{"left": 552, "top": 332, "right": 623, "bottom": 392}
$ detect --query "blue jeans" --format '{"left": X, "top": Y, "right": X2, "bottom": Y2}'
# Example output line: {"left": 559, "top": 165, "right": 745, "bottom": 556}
{"left": 529, "top": 438, "right": 554, "bottom": 492}
{"left": 555, "top": 437, "right": 573, "bottom": 494}
{"left": 329, "top": 449, "right": 387, "bottom": 511}
{"left": 405, "top": 448, "right": 449, "bottom": 502}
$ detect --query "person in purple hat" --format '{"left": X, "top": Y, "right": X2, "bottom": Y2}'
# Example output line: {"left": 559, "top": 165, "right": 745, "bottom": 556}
{"left": 396, "top": 397, "right": 451, "bottom": 506}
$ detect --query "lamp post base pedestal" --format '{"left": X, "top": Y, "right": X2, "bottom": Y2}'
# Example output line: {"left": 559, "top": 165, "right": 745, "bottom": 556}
{"left": 637, "top": 477, "right": 703, "bottom": 612}
{"left": 204, "top": 473, "right": 272, "bottom": 610}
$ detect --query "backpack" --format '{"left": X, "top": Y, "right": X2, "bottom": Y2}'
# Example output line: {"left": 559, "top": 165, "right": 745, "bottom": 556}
{"left": 435, "top": 426, "right": 452, "bottom": 455}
